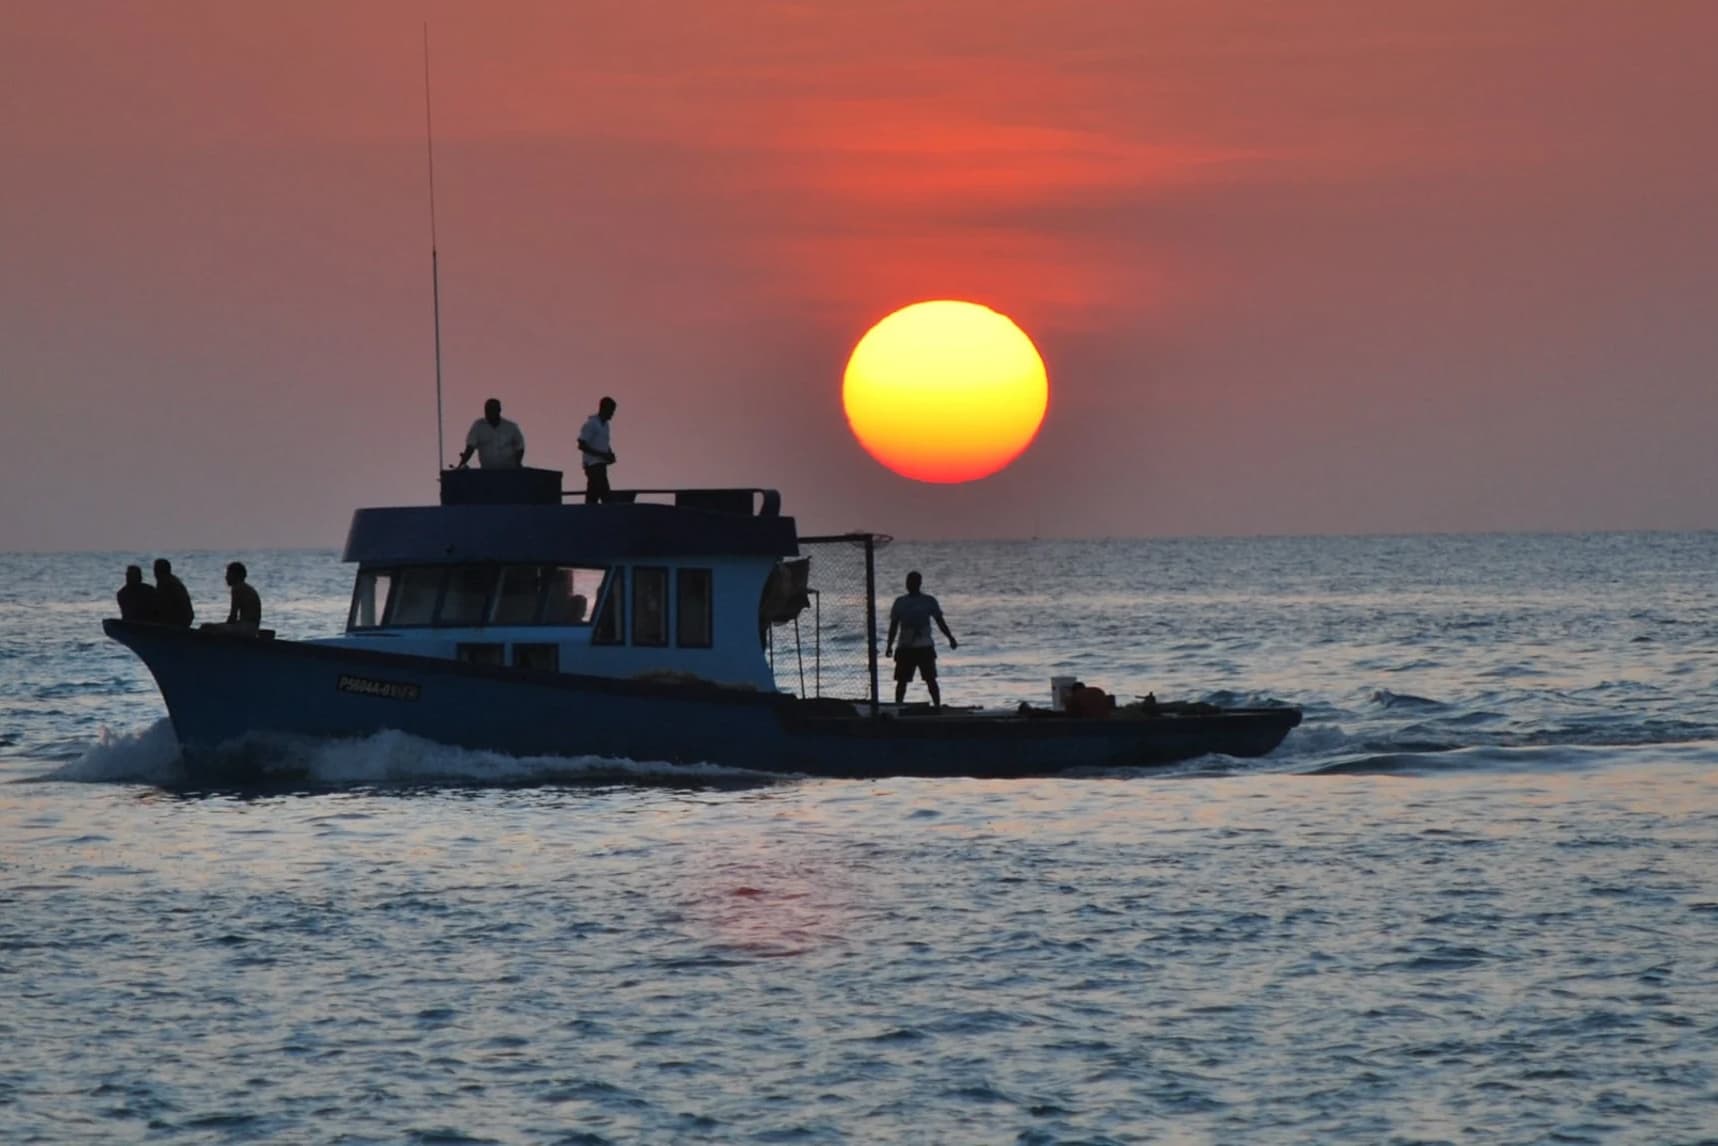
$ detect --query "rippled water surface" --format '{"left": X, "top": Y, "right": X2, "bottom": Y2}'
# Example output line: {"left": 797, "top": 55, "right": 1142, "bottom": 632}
{"left": 4, "top": 536, "right": 1718, "bottom": 1143}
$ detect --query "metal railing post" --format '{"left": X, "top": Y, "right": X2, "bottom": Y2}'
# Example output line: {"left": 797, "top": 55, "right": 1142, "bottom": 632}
{"left": 812, "top": 588, "right": 822, "bottom": 698}
{"left": 864, "top": 535, "right": 879, "bottom": 715}
{"left": 794, "top": 614, "right": 806, "bottom": 696}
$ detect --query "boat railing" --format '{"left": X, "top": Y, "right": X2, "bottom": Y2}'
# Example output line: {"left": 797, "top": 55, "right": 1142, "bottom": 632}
{"left": 769, "top": 532, "right": 890, "bottom": 713}
{"left": 561, "top": 488, "right": 782, "bottom": 516}
{"left": 438, "top": 470, "right": 781, "bottom": 515}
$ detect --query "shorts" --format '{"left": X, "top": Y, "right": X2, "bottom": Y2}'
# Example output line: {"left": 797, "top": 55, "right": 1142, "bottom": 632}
{"left": 893, "top": 646, "right": 937, "bottom": 683}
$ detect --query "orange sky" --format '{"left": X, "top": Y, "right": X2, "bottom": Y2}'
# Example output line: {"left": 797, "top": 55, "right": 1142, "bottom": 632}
{"left": 3, "top": 1, "right": 1716, "bottom": 549}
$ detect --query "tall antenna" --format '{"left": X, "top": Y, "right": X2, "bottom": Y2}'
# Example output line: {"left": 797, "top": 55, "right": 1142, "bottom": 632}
{"left": 423, "top": 24, "right": 446, "bottom": 472}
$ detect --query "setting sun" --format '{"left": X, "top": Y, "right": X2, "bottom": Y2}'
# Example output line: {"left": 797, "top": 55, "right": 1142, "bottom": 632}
{"left": 842, "top": 300, "right": 1049, "bottom": 483}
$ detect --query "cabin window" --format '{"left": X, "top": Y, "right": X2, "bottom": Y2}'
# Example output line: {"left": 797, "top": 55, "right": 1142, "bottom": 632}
{"left": 513, "top": 643, "right": 559, "bottom": 672}
{"left": 632, "top": 567, "right": 669, "bottom": 647}
{"left": 676, "top": 568, "right": 713, "bottom": 647}
{"left": 388, "top": 568, "right": 444, "bottom": 626}
{"left": 594, "top": 568, "right": 625, "bottom": 645}
{"left": 456, "top": 642, "right": 505, "bottom": 667}
{"left": 350, "top": 569, "right": 395, "bottom": 630}
{"left": 439, "top": 566, "right": 494, "bottom": 627}
{"left": 491, "top": 566, "right": 545, "bottom": 625}
{"left": 543, "top": 567, "right": 608, "bottom": 626}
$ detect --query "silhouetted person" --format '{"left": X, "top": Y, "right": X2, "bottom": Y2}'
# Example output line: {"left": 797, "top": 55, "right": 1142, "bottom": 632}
{"left": 116, "top": 565, "right": 161, "bottom": 622}
{"left": 153, "top": 558, "right": 195, "bottom": 628}
{"left": 225, "top": 561, "right": 261, "bottom": 632}
{"left": 578, "top": 396, "right": 618, "bottom": 504}
{"left": 456, "top": 398, "right": 525, "bottom": 469}
{"left": 885, "top": 571, "right": 958, "bottom": 708}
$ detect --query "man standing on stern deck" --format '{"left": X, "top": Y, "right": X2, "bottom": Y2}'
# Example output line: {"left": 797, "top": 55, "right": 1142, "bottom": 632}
{"left": 578, "top": 396, "right": 618, "bottom": 504}
{"left": 885, "top": 571, "right": 958, "bottom": 708}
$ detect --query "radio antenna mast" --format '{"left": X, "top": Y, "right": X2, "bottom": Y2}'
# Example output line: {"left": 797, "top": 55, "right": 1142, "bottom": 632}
{"left": 422, "top": 24, "right": 446, "bottom": 471}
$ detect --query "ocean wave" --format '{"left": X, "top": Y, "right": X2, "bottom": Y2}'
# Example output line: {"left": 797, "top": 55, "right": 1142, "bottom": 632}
{"left": 43, "top": 719, "right": 185, "bottom": 785}
{"left": 278, "top": 729, "right": 784, "bottom": 789}
{"left": 33, "top": 702, "right": 1718, "bottom": 792}
{"left": 1271, "top": 722, "right": 1352, "bottom": 758}
{"left": 1308, "top": 740, "right": 1718, "bottom": 777}
{"left": 1367, "top": 689, "right": 1446, "bottom": 711}
{"left": 37, "top": 722, "right": 786, "bottom": 791}
{"left": 1478, "top": 663, "right": 1550, "bottom": 680}
{"left": 1287, "top": 714, "right": 1718, "bottom": 770}
{"left": 1513, "top": 719, "right": 1718, "bottom": 750}
{"left": 1197, "top": 689, "right": 1296, "bottom": 709}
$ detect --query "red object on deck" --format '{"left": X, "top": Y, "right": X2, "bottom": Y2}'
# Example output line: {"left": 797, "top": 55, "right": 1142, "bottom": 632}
{"left": 1069, "top": 685, "right": 1114, "bottom": 719}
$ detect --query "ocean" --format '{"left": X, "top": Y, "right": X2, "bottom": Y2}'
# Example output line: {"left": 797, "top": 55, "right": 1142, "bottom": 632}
{"left": 3, "top": 534, "right": 1716, "bottom": 1143}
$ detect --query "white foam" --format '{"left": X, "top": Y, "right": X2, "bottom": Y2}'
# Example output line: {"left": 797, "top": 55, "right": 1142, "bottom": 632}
{"left": 292, "top": 728, "right": 780, "bottom": 786}
{"left": 47, "top": 723, "right": 782, "bottom": 787}
{"left": 1270, "top": 722, "right": 1352, "bottom": 759}
{"left": 47, "top": 718, "right": 185, "bottom": 785}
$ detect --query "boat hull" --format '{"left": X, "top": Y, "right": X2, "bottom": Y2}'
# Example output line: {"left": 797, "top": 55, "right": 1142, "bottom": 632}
{"left": 104, "top": 620, "right": 1301, "bottom": 781}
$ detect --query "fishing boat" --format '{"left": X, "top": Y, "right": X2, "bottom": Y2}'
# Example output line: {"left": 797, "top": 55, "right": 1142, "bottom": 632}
{"left": 103, "top": 468, "right": 1300, "bottom": 780}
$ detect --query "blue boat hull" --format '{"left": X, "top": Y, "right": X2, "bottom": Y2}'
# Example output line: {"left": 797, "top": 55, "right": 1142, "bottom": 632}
{"left": 103, "top": 621, "right": 1301, "bottom": 781}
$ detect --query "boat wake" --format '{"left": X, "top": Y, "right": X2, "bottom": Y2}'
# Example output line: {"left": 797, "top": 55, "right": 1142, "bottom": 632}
{"left": 43, "top": 719, "right": 186, "bottom": 785}
{"left": 1306, "top": 739, "right": 1718, "bottom": 776}
{"left": 39, "top": 720, "right": 788, "bottom": 790}
{"left": 35, "top": 696, "right": 1718, "bottom": 790}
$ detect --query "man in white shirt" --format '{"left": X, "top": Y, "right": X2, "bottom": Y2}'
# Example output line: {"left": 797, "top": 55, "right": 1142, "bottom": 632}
{"left": 577, "top": 396, "right": 618, "bottom": 503}
{"left": 885, "top": 571, "right": 959, "bottom": 708}
{"left": 456, "top": 398, "right": 525, "bottom": 469}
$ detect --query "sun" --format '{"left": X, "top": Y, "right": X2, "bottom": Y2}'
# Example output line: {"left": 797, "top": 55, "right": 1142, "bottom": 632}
{"left": 842, "top": 300, "right": 1049, "bottom": 483}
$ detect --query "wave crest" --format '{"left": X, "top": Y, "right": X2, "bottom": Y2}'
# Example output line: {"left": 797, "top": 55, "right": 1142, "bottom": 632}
{"left": 40, "top": 723, "right": 785, "bottom": 790}
{"left": 45, "top": 719, "right": 186, "bottom": 785}
{"left": 1368, "top": 689, "right": 1446, "bottom": 711}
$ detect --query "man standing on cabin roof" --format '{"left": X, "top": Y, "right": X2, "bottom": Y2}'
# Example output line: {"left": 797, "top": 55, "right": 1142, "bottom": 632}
{"left": 885, "top": 571, "right": 958, "bottom": 708}
{"left": 456, "top": 398, "right": 526, "bottom": 469}
{"left": 578, "top": 396, "right": 618, "bottom": 504}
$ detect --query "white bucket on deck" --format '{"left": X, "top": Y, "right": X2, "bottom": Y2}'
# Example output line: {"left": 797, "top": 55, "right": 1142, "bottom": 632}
{"left": 1050, "top": 676, "right": 1079, "bottom": 712}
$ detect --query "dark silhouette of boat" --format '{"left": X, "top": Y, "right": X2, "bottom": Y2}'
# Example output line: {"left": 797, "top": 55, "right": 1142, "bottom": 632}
{"left": 104, "top": 469, "right": 1300, "bottom": 780}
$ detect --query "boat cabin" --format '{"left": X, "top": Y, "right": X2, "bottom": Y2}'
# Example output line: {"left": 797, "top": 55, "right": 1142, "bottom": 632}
{"left": 319, "top": 468, "right": 800, "bottom": 690}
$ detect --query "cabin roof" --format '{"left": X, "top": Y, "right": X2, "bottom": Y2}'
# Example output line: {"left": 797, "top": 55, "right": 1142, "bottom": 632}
{"left": 344, "top": 470, "right": 798, "bottom": 566}
{"left": 343, "top": 501, "right": 799, "bottom": 566}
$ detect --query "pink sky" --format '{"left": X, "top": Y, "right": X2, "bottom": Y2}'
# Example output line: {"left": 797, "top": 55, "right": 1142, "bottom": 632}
{"left": 3, "top": 1, "right": 1715, "bottom": 550}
